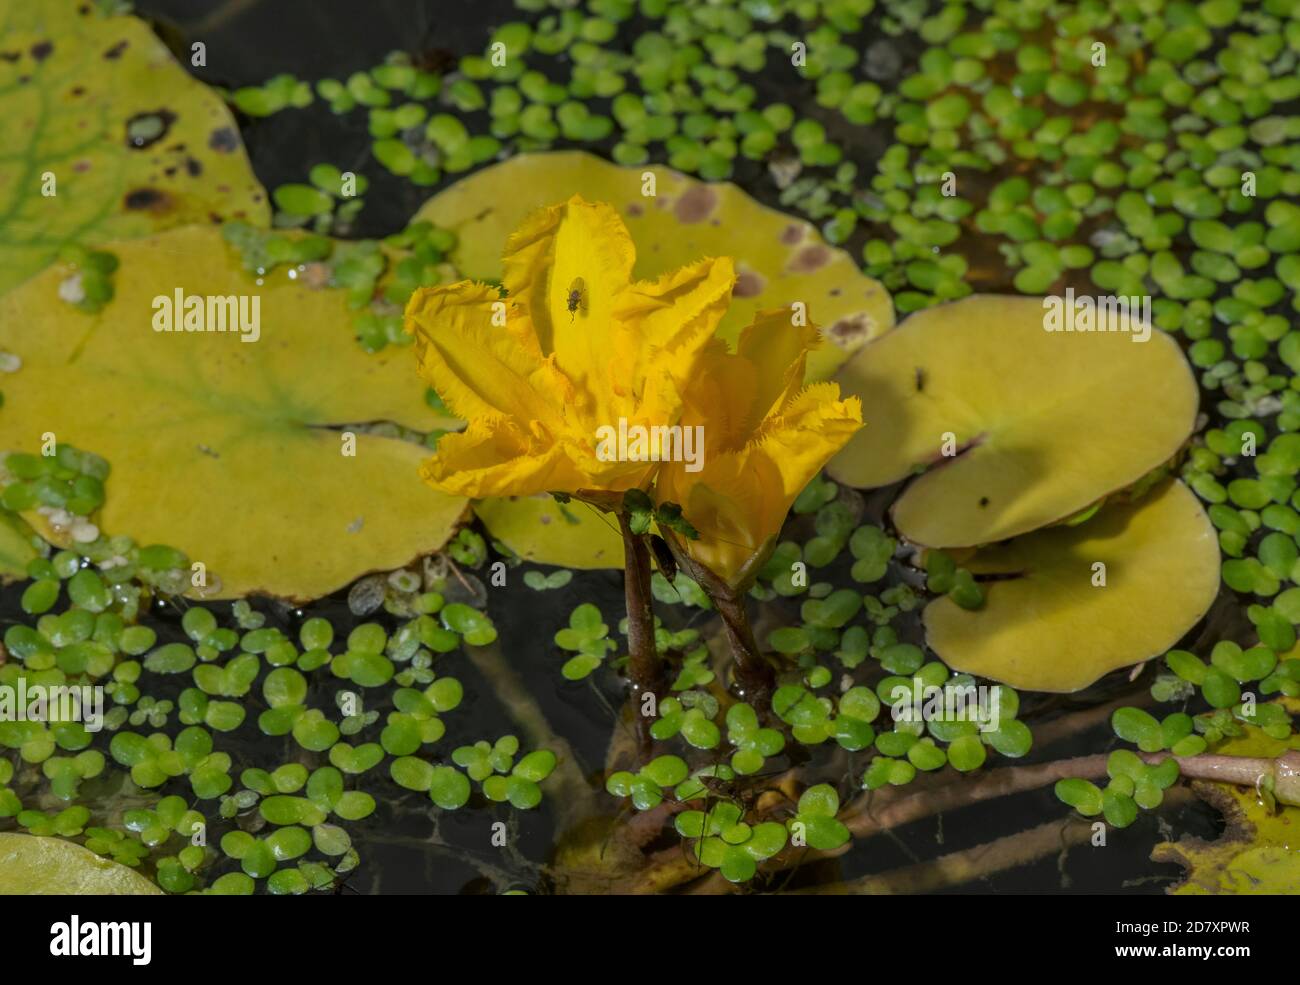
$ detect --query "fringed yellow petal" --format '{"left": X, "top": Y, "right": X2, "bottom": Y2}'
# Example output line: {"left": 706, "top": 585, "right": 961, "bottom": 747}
{"left": 501, "top": 196, "right": 636, "bottom": 416}
{"left": 617, "top": 255, "right": 736, "bottom": 358}
{"left": 736, "top": 309, "right": 822, "bottom": 431}
{"left": 659, "top": 450, "right": 770, "bottom": 583}
{"left": 677, "top": 341, "right": 758, "bottom": 455}
{"left": 419, "top": 419, "right": 587, "bottom": 499}
{"left": 614, "top": 256, "right": 737, "bottom": 428}
{"left": 660, "top": 379, "right": 863, "bottom": 585}
{"left": 750, "top": 387, "right": 864, "bottom": 509}
{"left": 404, "top": 281, "right": 569, "bottom": 427}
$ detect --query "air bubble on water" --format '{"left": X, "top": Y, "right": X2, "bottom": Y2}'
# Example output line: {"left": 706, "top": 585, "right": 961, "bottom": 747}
{"left": 348, "top": 574, "right": 386, "bottom": 616}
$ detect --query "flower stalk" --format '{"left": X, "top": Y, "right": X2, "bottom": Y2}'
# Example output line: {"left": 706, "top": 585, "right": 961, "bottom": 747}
{"left": 617, "top": 511, "right": 663, "bottom": 704}
{"left": 662, "top": 529, "right": 775, "bottom": 703}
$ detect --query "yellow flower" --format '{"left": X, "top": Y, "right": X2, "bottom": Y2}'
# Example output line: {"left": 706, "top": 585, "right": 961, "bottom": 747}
{"left": 404, "top": 195, "right": 735, "bottom": 499}
{"left": 656, "top": 310, "right": 864, "bottom": 587}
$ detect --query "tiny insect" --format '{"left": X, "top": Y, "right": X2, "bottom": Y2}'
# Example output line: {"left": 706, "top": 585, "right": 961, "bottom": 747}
{"left": 566, "top": 277, "right": 586, "bottom": 321}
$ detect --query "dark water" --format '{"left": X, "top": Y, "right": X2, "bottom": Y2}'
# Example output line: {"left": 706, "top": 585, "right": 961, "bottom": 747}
{"left": 0, "top": 0, "right": 1227, "bottom": 893}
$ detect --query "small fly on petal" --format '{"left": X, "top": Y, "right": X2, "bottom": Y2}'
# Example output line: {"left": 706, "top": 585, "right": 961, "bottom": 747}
{"left": 566, "top": 277, "right": 586, "bottom": 322}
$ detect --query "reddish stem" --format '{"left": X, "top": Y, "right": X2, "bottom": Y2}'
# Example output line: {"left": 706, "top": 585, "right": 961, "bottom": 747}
{"left": 618, "top": 512, "right": 663, "bottom": 749}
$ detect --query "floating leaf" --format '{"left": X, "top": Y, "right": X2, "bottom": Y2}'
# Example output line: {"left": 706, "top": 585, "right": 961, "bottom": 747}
{"left": 415, "top": 151, "right": 894, "bottom": 381}
{"left": 829, "top": 295, "right": 1198, "bottom": 547}
{"left": 475, "top": 494, "right": 623, "bottom": 569}
{"left": 0, "top": 226, "right": 467, "bottom": 600}
{"left": 924, "top": 480, "right": 1218, "bottom": 692}
{"left": 0, "top": 0, "right": 267, "bottom": 293}
{"left": 0, "top": 832, "right": 162, "bottom": 894}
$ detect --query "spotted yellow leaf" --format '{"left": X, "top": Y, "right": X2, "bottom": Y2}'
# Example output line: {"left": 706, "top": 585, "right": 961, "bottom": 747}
{"left": 0, "top": 0, "right": 268, "bottom": 294}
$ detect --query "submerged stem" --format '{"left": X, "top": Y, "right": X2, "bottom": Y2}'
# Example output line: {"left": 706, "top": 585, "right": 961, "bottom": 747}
{"left": 1144, "top": 750, "right": 1300, "bottom": 805}
{"left": 660, "top": 530, "right": 774, "bottom": 703}
{"left": 711, "top": 585, "right": 776, "bottom": 704}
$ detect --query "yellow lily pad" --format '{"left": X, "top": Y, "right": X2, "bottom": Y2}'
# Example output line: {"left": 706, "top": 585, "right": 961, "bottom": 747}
{"left": 1152, "top": 713, "right": 1300, "bottom": 894}
{"left": 0, "top": 0, "right": 268, "bottom": 293}
{"left": 828, "top": 295, "right": 1199, "bottom": 548}
{"left": 923, "top": 480, "right": 1219, "bottom": 692}
{"left": 0, "top": 509, "right": 39, "bottom": 580}
{"left": 413, "top": 151, "right": 894, "bottom": 380}
{"left": 0, "top": 225, "right": 467, "bottom": 601}
{"left": 0, "top": 833, "right": 163, "bottom": 894}
{"left": 476, "top": 495, "right": 624, "bottom": 569}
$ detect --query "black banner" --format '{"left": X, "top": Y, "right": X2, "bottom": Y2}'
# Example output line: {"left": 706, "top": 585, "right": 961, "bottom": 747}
{"left": 0, "top": 894, "right": 1280, "bottom": 971}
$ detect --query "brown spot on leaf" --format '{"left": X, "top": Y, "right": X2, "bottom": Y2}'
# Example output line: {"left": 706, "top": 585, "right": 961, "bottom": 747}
{"left": 674, "top": 185, "right": 718, "bottom": 224}
{"left": 826, "top": 312, "right": 876, "bottom": 350}
{"left": 208, "top": 127, "right": 239, "bottom": 153}
{"left": 626, "top": 202, "right": 643, "bottom": 217}
{"left": 123, "top": 188, "right": 172, "bottom": 213}
{"left": 104, "top": 40, "right": 129, "bottom": 60}
{"left": 790, "top": 244, "right": 830, "bottom": 273}
{"left": 30, "top": 41, "right": 53, "bottom": 62}
{"left": 185, "top": 157, "right": 203, "bottom": 177}
{"left": 734, "top": 270, "right": 766, "bottom": 298}
{"left": 780, "top": 224, "right": 804, "bottom": 245}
